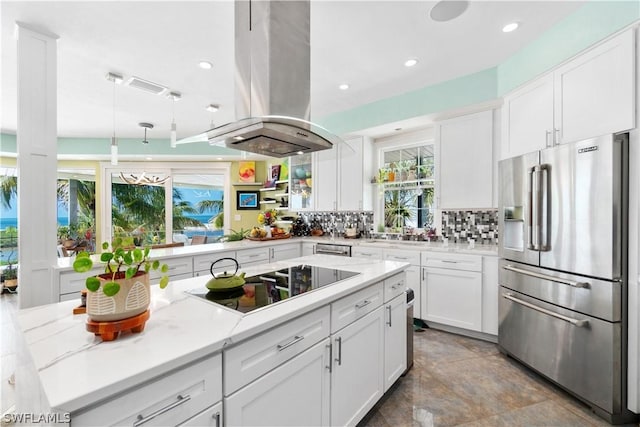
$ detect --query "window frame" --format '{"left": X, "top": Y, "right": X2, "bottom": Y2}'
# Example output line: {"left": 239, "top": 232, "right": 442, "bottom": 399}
{"left": 100, "top": 162, "right": 231, "bottom": 244}
{"left": 373, "top": 129, "right": 435, "bottom": 232}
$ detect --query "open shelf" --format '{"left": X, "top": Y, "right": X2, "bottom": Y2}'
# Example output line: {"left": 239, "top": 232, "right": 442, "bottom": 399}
{"left": 259, "top": 200, "right": 277, "bottom": 205}
{"left": 232, "top": 182, "right": 263, "bottom": 186}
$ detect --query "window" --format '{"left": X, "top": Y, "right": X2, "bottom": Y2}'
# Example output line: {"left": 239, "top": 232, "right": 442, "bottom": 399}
{"left": 102, "top": 163, "right": 231, "bottom": 246}
{"left": 0, "top": 167, "right": 18, "bottom": 266}
{"left": 57, "top": 169, "right": 96, "bottom": 253}
{"left": 379, "top": 144, "right": 435, "bottom": 232}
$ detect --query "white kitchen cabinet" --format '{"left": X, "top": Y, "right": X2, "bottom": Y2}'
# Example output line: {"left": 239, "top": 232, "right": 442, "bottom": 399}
{"left": 351, "top": 246, "right": 383, "bottom": 260}
{"left": 73, "top": 354, "right": 222, "bottom": 426}
{"left": 331, "top": 282, "right": 384, "bottom": 333}
{"left": 422, "top": 266, "right": 482, "bottom": 332}
{"left": 235, "top": 247, "right": 270, "bottom": 269}
{"left": 269, "top": 243, "right": 301, "bottom": 262}
{"left": 555, "top": 28, "right": 635, "bottom": 144}
{"left": 502, "top": 28, "right": 635, "bottom": 159}
{"left": 302, "top": 242, "right": 315, "bottom": 256}
{"left": 224, "top": 306, "right": 330, "bottom": 394}
{"left": 383, "top": 293, "right": 406, "bottom": 391}
{"left": 338, "top": 136, "right": 373, "bottom": 211}
{"left": 436, "top": 110, "right": 494, "bottom": 209}
{"left": 481, "top": 256, "right": 499, "bottom": 336}
{"left": 194, "top": 251, "right": 236, "bottom": 277}
{"left": 383, "top": 248, "right": 420, "bottom": 319}
{"left": 312, "top": 136, "right": 373, "bottom": 211}
{"left": 149, "top": 256, "right": 193, "bottom": 282}
{"left": 314, "top": 147, "right": 338, "bottom": 211}
{"left": 502, "top": 73, "right": 555, "bottom": 158}
{"left": 178, "top": 401, "right": 222, "bottom": 427}
{"left": 225, "top": 339, "right": 331, "bottom": 427}
{"left": 58, "top": 265, "right": 103, "bottom": 301}
{"left": 331, "top": 306, "right": 385, "bottom": 427}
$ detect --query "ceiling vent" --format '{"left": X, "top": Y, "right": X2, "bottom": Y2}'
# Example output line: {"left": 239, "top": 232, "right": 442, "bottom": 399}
{"left": 125, "top": 76, "right": 168, "bottom": 95}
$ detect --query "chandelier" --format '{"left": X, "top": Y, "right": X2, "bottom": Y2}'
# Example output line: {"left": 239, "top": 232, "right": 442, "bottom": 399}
{"left": 118, "top": 123, "right": 170, "bottom": 186}
{"left": 119, "top": 172, "right": 170, "bottom": 186}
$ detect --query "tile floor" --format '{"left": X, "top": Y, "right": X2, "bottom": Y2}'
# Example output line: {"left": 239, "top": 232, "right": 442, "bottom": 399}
{"left": 1, "top": 292, "right": 637, "bottom": 426}
{"left": 361, "top": 327, "right": 638, "bottom": 427}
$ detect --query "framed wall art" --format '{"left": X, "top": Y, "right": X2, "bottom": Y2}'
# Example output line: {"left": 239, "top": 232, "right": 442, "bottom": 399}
{"left": 236, "top": 191, "right": 259, "bottom": 210}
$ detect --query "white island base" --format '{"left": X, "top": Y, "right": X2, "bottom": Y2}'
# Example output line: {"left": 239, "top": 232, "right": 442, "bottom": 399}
{"left": 14, "top": 255, "right": 409, "bottom": 426}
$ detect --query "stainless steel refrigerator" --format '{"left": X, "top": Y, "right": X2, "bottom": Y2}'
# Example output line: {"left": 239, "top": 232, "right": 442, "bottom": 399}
{"left": 498, "top": 133, "right": 636, "bottom": 424}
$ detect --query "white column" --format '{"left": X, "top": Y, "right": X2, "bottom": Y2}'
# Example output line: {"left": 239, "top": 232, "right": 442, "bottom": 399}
{"left": 16, "top": 22, "right": 59, "bottom": 308}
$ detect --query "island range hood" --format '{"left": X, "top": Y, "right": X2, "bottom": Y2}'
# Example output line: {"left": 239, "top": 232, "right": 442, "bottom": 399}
{"left": 206, "top": 0, "right": 340, "bottom": 158}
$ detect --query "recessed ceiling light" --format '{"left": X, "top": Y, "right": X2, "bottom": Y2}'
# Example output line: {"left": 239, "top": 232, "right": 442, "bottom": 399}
{"left": 199, "top": 61, "right": 213, "bottom": 70}
{"left": 145, "top": 157, "right": 153, "bottom": 161}
{"left": 339, "top": 83, "right": 350, "bottom": 90}
{"left": 206, "top": 104, "right": 220, "bottom": 113}
{"left": 297, "top": 151, "right": 304, "bottom": 155}
{"left": 404, "top": 58, "right": 418, "bottom": 67}
{"left": 502, "top": 22, "right": 519, "bottom": 33}
{"left": 233, "top": 136, "right": 244, "bottom": 141}
{"left": 429, "top": 0, "right": 469, "bottom": 22}
{"left": 216, "top": 157, "right": 223, "bottom": 160}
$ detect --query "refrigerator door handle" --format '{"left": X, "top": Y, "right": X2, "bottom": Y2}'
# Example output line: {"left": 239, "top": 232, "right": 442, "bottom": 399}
{"left": 539, "top": 164, "right": 551, "bottom": 251}
{"left": 502, "top": 264, "right": 590, "bottom": 288}
{"left": 527, "top": 166, "right": 537, "bottom": 250}
{"left": 502, "top": 292, "right": 589, "bottom": 327}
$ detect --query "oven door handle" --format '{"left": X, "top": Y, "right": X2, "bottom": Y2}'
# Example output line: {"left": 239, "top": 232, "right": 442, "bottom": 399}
{"left": 503, "top": 264, "right": 589, "bottom": 288}
{"left": 316, "top": 249, "right": 348, "bottom": 255}
{"left": 502, "top": 292, "right": 589, "bottom": 327}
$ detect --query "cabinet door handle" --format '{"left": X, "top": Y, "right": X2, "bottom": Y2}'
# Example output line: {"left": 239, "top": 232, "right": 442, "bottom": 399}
{"left": 441, "top": 260, "right": 458, "bottom": 264}
{"left": 325, "top": 343, "right": 332, "bottom": 372}
{"left": 277, "top": 335, "right": 304, "bottom": 351}
{"left": 545, "top": 130, "right": 550, "bottom": 147}
{"left": 553, "top": 128, "right": 560, "bottom": 145}
{"left": 133, "top": 394, "right": 191, "bottom": 426}
{"left": 213, "top": 411, "right": 221, "bottom": 427}
{"left": 386, "top": 305, "right": 392, "bottom": 327}
{"left": 355, "top": 300, "right": 371, "bottom": 309}
{"left": 391, "top": 283, "right": 401, "bottom": 290}
{"left": 335, "top": 337, "right": 342, "bottom": 366}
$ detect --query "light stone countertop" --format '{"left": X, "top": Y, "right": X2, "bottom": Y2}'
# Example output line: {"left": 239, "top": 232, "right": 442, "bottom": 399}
{"left": 53, "top": 237, "right": 497, "bottom": 272}
{"left": 16, "top": 255, "right": 408, "bottom": 415}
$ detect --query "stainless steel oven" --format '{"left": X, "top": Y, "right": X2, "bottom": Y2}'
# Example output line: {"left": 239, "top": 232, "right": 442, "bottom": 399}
{"left": 314, "top": 243, "right": 351, "bottom": 257}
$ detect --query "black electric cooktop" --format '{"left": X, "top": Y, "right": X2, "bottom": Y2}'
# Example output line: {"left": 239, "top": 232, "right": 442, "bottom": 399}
{"left": 187, "top": 264, "right": 360, "bottom": 314}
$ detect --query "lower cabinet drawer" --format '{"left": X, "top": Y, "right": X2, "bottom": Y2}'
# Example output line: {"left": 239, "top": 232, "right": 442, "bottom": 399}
{"left": 149, "top": 256, "right": 193, "bottom": 282}
{"left": 236, "top": 248, "right": 270, "bottom": 267}
{"left": 59, "top": 267, "right": 103, "bottom": 295}
{"left": 331, "top": 282, "right": 384, "bottom": 333}
{"left": 194, "top": 252, "right": 236, "bottom": 276}
{"left": 177, "top": 401, "right": 222, "bottom": 427}
{"left": 73, "top": 354, "right": 222, "bottom": 426}
{"left": 383, "top": 273, "right": 406, "bottom": 303}
{"left": 224, "top": 305, "right": 330, "bottom": 395}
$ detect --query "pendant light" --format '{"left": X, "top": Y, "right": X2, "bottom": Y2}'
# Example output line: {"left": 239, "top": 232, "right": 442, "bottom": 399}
{"left": 168, "top": 92, "right": 181, "bottom": 148}
{"left": 106, "top": 72, "right": 122, "bottom": 165}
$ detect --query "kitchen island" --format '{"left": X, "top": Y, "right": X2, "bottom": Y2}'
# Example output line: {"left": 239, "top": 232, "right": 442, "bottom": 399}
{"left": 14, "top": 254, "right": 409, "bottom": 426}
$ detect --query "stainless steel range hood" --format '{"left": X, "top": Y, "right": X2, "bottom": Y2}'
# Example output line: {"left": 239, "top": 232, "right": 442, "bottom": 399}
{"left": 206, "top": 0, "right": 340, "bottom": 158}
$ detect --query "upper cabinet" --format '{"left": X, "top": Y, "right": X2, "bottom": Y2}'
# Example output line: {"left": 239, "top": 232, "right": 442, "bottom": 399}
{"left": 502, "top": 28, "right": 635, "bottom": 159}
{"left": 289, "top": 153, "right": 313, "bottom": 210}
{"left": 436, "top": 110, "right": 495, "bottom": 210}
{"left": 305, "top": 136, "right": 373, "bottom": 212}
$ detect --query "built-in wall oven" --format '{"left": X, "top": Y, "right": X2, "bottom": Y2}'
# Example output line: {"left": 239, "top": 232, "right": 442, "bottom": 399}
{"left": 314, "top": 243, "right": 352, "bottom": 257}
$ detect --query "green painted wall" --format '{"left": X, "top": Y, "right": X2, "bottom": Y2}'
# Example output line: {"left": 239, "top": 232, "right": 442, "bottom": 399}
{"left": 318, "top": 67, "right": 498, "bottom": 135}
{"left": 497, "top": 0, "right": 640, "bottom": 95}
{"left": 2, "top": 1, "right": 638, "bottom": 147}
{"left": 318, "top": 0, "right": 639, "bottom": 135}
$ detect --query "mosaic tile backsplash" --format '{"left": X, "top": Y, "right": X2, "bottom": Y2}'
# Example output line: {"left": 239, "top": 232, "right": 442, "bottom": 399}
{"left": 441, "top": 210, "right": 499, "bottom": 244}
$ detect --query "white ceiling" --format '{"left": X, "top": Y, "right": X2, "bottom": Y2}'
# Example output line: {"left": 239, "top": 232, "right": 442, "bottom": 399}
{"left": 1, "top": 0, "right": 586, "bottom": 141}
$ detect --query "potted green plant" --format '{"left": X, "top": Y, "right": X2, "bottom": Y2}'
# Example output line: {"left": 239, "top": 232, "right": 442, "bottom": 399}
{"left": 72, "top": 238, "right": 170, "bottom": 322}
{"left": 3, "top": 263, "right": 18, "bottom": 289}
